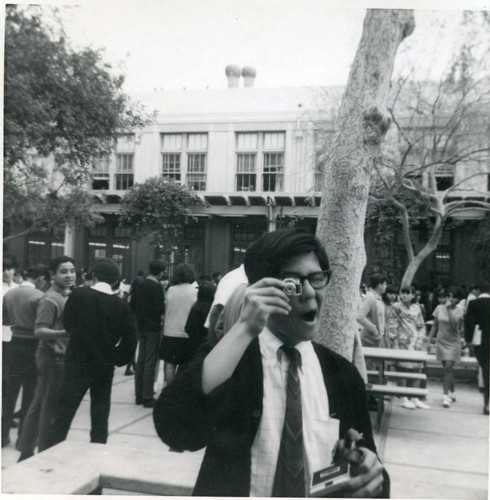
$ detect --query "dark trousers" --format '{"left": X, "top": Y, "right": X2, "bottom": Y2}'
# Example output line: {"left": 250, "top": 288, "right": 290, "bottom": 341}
{"left": 2, "top": 338, "right": 38, "bottom": 444}
{"left": 135, "top": 330, "right": 160, "bottom": 402}
{"left": 48, "top": 364, "right": 115, "bottom": 448}
{"left": 474, "top": 346, "right": 489, "bottom": 407}
{"left": 18, "top": 349, "right": 64, "bottom": 454}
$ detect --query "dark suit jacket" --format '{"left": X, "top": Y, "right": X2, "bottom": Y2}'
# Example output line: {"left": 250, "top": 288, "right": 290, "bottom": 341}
{"left": 465, "top": 296, "right": 490, "bottom": 358}
{"left": 153, "top": 338, "right": 390, "bottom": 497}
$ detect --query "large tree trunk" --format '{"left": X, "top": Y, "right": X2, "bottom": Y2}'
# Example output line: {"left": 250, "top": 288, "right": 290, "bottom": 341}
{"left": 316, "top": 10, "right": 415, "bottom": 363}
{"left": 400, "top": 216, "right": 444, "bottom": 287}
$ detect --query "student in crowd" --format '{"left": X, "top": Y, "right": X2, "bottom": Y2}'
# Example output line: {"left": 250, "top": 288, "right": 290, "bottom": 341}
{"left": 17, "top": 256, "right": 76, "bottom": 461}
{"left": 154, "top": 228, "right": 389, "bottom": 497}
{"left": 357, "top": 273, "right": 387, "bottom": 349}
{"left": 2, "top": 264, "right": 49, "bottom": 447}
{"left": 388, "top": 286, "right": 429, "bottom": 410}
{"left": 427, "top": 286, "right": 465, "bottom": 408}
{"left": 130, "top": 261, "right": 166, "bottom": 408}
{"left": 204, "top": 263, "right": 248, "bottom": 344}
{"left": 465, "top": 281, "right": 490, "bottom": 416}
{"left": 47, "top": 258, "right": 136, "bottom": 448}
{"left": 159, "top": 263, "right": 198, "bottom": 386}
{"left": 3, "top": 256, "right": 18, "bottom": 297}
{"left": 185, "top": 281, "right": 216, "bottom": 360}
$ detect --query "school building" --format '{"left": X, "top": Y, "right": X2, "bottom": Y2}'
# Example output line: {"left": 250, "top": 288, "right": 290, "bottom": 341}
{"left": 5, "top": 66, "right": 489, "bottom": 286}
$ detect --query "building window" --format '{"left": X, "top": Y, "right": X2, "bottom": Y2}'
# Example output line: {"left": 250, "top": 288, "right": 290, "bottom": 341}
{"left": 162, "top": 153, "right": 181, "bottom": 181}
{"left": 115, "top": 154, "right": 134, "bottom": 190}
{"left": 161, "top": 133, "right": 208, "bottom": 186}
{"left": 263, "top": 152, "right": 284, "bottom": 191}
{"left": 314, "top": 130, "right": 331, "bottom": 191}
{"left": 231, "top": 222, "right": 266, "bottom": 266}
{"left": 236, "top": 154, "right": 256, "bottom": 191}
{"left": 91, "top": 160, "right": 110, "bottom": 190}
{"left": 435, "top": 165, "right": 454, "bottom": 191}
{"left": 434, "top": 251, "right": 451, "bottom": 273}
{"left": 235, "top": 132, "right": 285, "bottom": 192}
{"left": 113, "top": 225, "right": 131, "bottom": 238}
{"left": 187, "top": 153, "right": 207, "bottom": 190}
{"left": 89, "top": 224, "right": 107, "bottom": 238}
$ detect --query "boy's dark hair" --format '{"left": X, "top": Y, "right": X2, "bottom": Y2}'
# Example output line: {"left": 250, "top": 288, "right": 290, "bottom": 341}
{"left": 447, "top": 285, "right": 464, "bottom": 301}
{"left": 93, "top": 258, "right": 120, "bottom": 285}
{"left": 49, "top": 256, "right": 75, "bottom": 274}
{"left": 369, "top": 273, "right": 387, "bottom": 289}
{"left": 475, "top": 281, "right": 490, "bottom": 294}
{"left": 26, "top": 264, "right": 49, "bottom": 281}
{"left": 149, "top": 260, "right": 166, "bottom": 276}
{"left": 197, "top": 281, "right": 216, "bottom": 304}
{"left": 244, "top": 228, "right": 329, "bottom": 285}
{"left": 171, "top": 263, "right": 196, "bottom": 285}
{"left": 3, "top": 256, "right": 17, "bottom": 270}
{"left": 400, "top": 285, "right": 416, "bottom": 295}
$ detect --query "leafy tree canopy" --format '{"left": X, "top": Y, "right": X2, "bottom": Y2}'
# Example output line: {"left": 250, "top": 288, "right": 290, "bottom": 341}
{"left": 3, "top": 5, "right": 152, "bottom": 241}
{"left": 119, "top": 177, "right": 204, "bottom": 257}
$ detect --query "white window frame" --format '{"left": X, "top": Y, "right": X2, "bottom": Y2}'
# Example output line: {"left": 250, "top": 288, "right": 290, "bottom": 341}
{"left": 235, "top": 131, "right": 285, "bottom": 192}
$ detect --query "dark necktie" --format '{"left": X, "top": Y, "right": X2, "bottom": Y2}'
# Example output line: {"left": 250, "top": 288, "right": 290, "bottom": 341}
{"left": 272, "top": 346, "right": 305, "bottom": 497}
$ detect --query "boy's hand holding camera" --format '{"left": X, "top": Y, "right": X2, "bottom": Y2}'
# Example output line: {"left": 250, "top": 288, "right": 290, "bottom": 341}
{"left": 237, "top": 278, "right": 292, "bottom": 337}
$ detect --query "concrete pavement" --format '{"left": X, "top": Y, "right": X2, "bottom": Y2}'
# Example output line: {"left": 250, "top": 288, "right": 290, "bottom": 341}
{"left": 2, "top": 365, "right": 488, "bottom": 498}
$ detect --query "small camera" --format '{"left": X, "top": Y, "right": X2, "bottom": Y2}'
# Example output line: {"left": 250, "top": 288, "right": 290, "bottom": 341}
{"left": 309, "top": 428, "right": 365, "bottom": 497}
{"left": 283, "top": 277, "right": 302, "bottom": 296}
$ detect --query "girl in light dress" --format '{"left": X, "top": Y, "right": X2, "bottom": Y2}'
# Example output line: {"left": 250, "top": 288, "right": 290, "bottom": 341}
{"left": 388, "top": 286, "right": 430, "bottom": 410}
{"left": 427, "top": 286, "right": 465, "bottom": 408}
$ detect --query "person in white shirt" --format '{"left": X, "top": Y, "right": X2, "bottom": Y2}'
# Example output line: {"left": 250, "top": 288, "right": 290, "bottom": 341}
{"left": 154, "top": 228, "right": 388, "bottom": 497}
{"left": 204, "top": 264, "right": 248, "bottom": 343}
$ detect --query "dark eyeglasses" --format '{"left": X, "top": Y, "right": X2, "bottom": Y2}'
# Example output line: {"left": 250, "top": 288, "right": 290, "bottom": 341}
{"left": 281, "top": 270, "right": 332, "bottom": 290}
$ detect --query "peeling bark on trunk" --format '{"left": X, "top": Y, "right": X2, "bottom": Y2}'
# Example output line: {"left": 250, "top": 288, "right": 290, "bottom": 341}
{"left": 316, "top": 10, "right": 415, "bottom": 362}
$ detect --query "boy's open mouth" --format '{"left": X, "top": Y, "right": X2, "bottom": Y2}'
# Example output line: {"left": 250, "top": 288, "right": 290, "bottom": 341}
{"left": 299, "top": 310, "right": 317, "bottom": 322}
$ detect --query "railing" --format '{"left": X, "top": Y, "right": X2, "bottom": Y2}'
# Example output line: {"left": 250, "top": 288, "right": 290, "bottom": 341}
{"left": 2, "top": 441, "right": 202, "bottom": 495}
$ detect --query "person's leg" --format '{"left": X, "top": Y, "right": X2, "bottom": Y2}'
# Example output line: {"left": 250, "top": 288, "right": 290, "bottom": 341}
{"left": 2, "top": 340, "right": 22, "bottom": 446}
{"left": 474, "top": 347, "right": 489, "bottom": 412}
{"left": 446, "top": 361, "right": 455, "bottom": 395}
{"left": 17, "top": 349, "right": 48, "bottom": 460}
{"left": 134, "top": 332, "right": 146, "bottom": 404}
{"left": 37, "top": 356, "right": 65, "bottom": 452}
{"left": 18, "top": 339, "right": 39, "bottom": 435}
{"left": 442, "top": 361, "right": 451, "bottom": 395}
{"left": 89, "top": 368, "right": 114, "bottom": 443}
{"left": 47, "top": 366, "right": 89, "bottom": 449}
{"left": 142, "top": 331, "right": 160, "bottom": 402}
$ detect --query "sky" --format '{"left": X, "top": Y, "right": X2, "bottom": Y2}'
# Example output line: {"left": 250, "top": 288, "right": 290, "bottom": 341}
{"left": 5, "top": 0, "right": 490, "bottom": 94}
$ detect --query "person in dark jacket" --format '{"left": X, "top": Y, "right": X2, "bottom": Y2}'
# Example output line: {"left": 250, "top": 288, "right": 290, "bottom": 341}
{"left": 154, "top": 228, "right": 389, "bottom": 497}
{"left": 47, "top": 258, "right": 136, "bottom": 448}
{"left": 465, "top": 281, "right": 490, "bottom": 415}
{"left": 185, "top": 281, "right": 216, "bottom": 360}
{"left": 130, "top": 261, "right": 166, "bottom": 407}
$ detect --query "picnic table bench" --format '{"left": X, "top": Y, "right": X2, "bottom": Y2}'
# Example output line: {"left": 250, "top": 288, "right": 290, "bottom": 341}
{"left": 363, "top": 347, "right": 430, "bottom": 429}
{"left": 2, "top": 441, "right": 202, "bottom": 495}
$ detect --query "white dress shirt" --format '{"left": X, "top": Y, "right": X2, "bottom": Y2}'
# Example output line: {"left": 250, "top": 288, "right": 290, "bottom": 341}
{"left": 250, "top": 328, "right": 339, "bottom": 497}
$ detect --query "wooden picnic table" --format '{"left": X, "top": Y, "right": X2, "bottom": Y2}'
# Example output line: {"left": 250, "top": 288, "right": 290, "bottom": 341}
{"left": 363, "top": 347, "right": 429, "bottom": 383}
{"left": 363, "top": 347, "right": 429, "bottom": 429}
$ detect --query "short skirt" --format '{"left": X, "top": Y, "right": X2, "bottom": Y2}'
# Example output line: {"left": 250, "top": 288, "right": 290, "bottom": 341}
{"left": 436, "top": 340, "right": 461, "bottom": 362}
{"left": 159, "top": 335, "right": 190, "bottom": 364}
